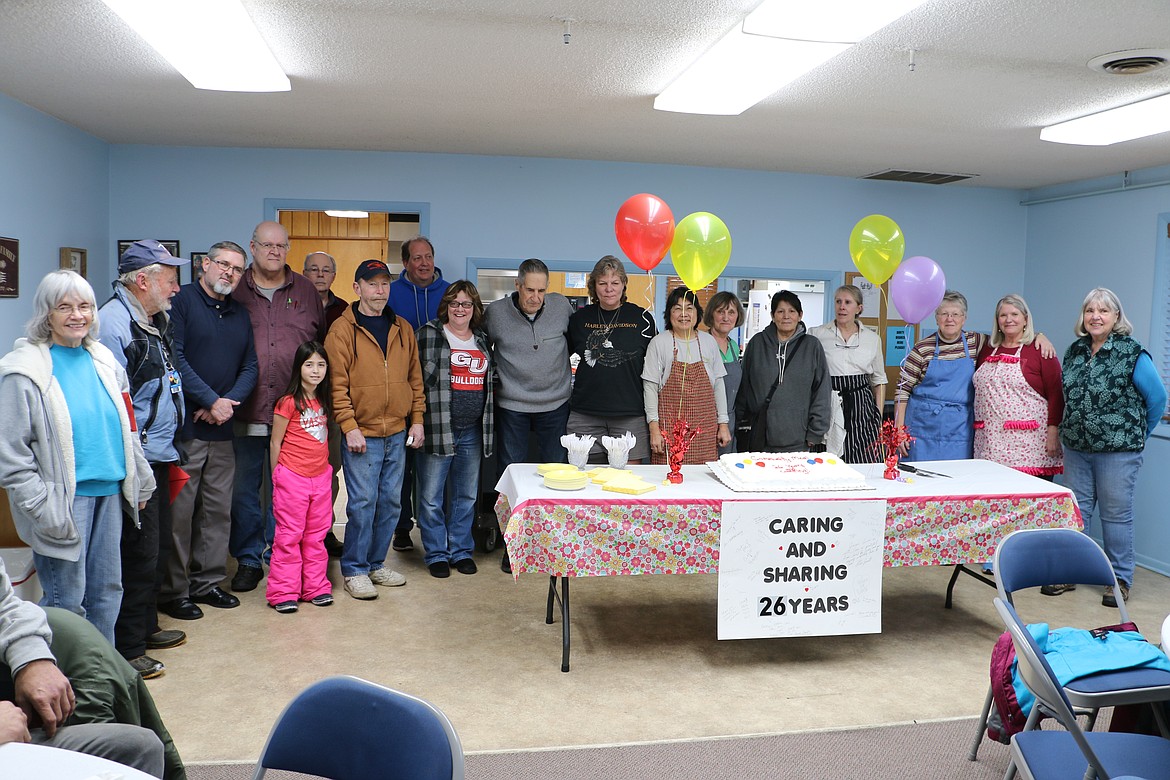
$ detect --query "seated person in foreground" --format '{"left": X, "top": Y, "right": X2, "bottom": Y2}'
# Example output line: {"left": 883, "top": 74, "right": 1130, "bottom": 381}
{"left": 0, "top": 555, "right": 183, "bottom": 778}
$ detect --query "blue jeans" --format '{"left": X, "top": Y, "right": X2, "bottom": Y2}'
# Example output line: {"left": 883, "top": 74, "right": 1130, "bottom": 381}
{"left": 340, "top": 432, "right": 406, "bottom": 578}
{"left": 230, "top": 434, "right": 276, "bottom": 569}
{"left": 415, "top": 426, "right": 481, "bottom": 566}
{"left": 34, "top": 493, "right": 123, "bottom": 644}
{"left": 495, "top": 402, "right": 570, "bottom": 479}
{"left": 1061, "top": 446, "right": 1144, "bottom": 587}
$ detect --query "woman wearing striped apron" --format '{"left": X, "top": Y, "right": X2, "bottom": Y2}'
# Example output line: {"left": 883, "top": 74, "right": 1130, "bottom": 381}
{"left": 810, "top": 285, "right": 886, "bottom": 463}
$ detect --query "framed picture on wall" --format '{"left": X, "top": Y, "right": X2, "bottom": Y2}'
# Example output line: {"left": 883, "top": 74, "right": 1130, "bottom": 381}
{"left": 117, "top": 240, "right": 181, "bottom": 262}
{"left": 59, "top": 247, "right": 87, "bottom": 278}
{"left": 189, "top": 252, "right": 208, "bottom": 283}
{"left": 0, "top": 236, "right": 19, "bottom": 298}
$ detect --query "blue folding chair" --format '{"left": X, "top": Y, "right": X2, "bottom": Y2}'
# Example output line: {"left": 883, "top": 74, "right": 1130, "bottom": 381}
{"left": 969, "top": 528, "right": 1170, "bottom": 762}
{"left": 994, "top": 598, "right": 1170, "bottom": 780}
{"left": 252, "top": 676, "right": 464, "bottom": 780}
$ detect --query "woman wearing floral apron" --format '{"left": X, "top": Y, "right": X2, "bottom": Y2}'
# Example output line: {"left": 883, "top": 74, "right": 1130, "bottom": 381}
{"left": 972, "top": 294, "right": 1063, "bottom": 478}
{"left": 643, "top": 288, "right": 730, "bottom": 465}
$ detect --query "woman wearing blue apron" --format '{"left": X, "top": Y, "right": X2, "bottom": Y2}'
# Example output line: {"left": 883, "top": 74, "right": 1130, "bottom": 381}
{"left": 904, "top": 331, "right": 976, "bottom": 460}
{"left": 896, "top": 292, "right": 982, "bottom": 460}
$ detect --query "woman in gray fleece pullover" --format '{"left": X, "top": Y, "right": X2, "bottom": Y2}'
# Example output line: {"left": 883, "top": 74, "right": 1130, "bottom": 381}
{"left": 734, "top": 290, "right": 831, "bottom": 453}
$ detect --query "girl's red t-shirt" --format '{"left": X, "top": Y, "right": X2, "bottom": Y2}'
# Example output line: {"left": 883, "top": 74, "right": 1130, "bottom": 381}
{"left": 274, "top": 395, "right": 330, "bottom": 477}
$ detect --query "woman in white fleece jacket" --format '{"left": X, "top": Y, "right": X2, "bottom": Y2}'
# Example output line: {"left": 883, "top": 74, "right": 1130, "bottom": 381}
{"left": 0, "top": 271, "right": 154, "bottom": 644}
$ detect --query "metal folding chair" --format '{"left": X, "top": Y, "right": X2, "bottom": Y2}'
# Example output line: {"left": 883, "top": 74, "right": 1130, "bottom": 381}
{"left": 969, "top": 528, "right": 1170, "bottom": 763}
{"left": 994, "top": 597, "right": 1170, "bottom": 780}
{"left": 252, "top": 675, "right": 464, "bottom": 780}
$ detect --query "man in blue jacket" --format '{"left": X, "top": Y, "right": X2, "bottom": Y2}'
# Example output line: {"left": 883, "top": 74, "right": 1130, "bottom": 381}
{"left": 97, "top": 240, "right": 188, "bottom": 679}
{"left": 387, "top": 236, "right": 449, "bottom": 553}
{"left": 163, "top": 242, "right": 257, "bottom": 624}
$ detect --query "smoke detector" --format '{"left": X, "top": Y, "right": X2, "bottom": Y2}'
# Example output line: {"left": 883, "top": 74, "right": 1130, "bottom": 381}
{"left": 1088, "top": 49, "right": 1170, "bottom": 75}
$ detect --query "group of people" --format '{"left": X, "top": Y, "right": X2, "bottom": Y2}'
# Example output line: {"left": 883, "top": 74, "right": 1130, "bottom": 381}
{"left": 0, "top": 225, "right": 480, "bottom": 682}
{"left": 894, "top": 289, "right": 1166, "bottom": 606}
{"left": 0, "top": 222, "right": 1163, "bottom": 702}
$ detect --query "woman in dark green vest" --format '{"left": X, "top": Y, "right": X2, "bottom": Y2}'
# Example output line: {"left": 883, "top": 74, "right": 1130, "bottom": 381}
{"left": 1049, "top": 288, "right": 1167, "bottom": 608}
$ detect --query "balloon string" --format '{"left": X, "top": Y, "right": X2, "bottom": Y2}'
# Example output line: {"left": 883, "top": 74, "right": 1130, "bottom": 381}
{"left": 640, "top": 270, "right": 655, "bottom": 341}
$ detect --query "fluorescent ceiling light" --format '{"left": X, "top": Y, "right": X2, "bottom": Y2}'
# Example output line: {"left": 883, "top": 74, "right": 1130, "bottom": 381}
{"left": 325, "top": 210, "right": 370, "bottom": 219}
{"left": 744, "top": 0, "right": 927, "bottom": 44}
{"left": 655, "top": 29, "right": 849, "bottom": 115}
{"left": 1040, "top": 92, "right": 1170, "bottom": 145}
{"left": 100, "top": 0, "right": 290, "bottom": 92}
{"left": 656, "top": 0, "right": 926, "bottom": 116}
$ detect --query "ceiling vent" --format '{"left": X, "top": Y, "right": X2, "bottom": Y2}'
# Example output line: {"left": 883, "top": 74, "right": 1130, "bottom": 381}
{"left": 1088, "top": 49, "right": 1170, "bottom": 75}
{"left": 862, "top": 169, "right": 976, "bottom": 185}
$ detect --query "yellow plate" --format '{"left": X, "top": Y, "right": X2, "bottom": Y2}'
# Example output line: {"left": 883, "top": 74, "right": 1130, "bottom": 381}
{"left": 538, "top": 463, "right": 579, "bottom": 476}
{"left": 545, "top": 474, "right": 589, "bottom": 490}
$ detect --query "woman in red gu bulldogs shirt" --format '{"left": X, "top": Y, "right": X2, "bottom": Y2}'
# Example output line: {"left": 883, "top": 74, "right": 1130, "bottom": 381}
{"left": 414, "top": 281, "right": 495, "bottom": 578}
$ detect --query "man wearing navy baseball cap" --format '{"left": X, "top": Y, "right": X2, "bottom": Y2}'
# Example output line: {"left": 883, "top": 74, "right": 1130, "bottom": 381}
{"left": 98, "top": 240, "right": 190, "bottom": 678}
{"left": 324, "top": 259, "right": 424, "bottom": 600}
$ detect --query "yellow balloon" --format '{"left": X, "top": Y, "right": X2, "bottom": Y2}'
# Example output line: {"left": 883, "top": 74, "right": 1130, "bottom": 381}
{"left": 849, "top": 215, "right": 905, "bottom": 285}
{"left": 670, "top": 212, "right": 731, "bottom": 291}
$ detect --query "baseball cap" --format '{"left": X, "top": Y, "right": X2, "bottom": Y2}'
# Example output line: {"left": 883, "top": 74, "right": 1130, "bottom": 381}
{"left": 119, "top": 240, "right": 189, "bottom": 274}
{"left": 355, "top": 259, "right": 392, "bottom": 282}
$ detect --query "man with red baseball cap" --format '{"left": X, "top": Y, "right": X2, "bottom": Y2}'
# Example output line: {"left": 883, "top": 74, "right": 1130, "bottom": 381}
{"left": 325, "top": 260, "right": 424, "bottom": 600}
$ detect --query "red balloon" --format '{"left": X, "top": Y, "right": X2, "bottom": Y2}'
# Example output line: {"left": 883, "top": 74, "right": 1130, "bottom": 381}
{"left": 615, "top": 194, "right": 675, "bottom": 271}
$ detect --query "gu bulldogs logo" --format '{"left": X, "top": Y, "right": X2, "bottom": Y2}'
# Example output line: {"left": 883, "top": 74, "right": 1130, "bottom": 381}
{"left": 450, "top": 348, "right": 487, "bottom": 389}
{"left": 450, "top": 351, "right": 488, "bottom": 374}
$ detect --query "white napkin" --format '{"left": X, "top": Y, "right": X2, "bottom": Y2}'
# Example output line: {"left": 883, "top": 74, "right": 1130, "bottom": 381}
{"left": 561, "top": 433, "right": 596, "bottom": 469}
{"left": 602, "top": 431, "right": 636, "bottom": 469}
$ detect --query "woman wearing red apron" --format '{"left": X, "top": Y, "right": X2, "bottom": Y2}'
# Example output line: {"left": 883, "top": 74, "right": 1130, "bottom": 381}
{"left": 972, "top": 294, "right": 1063, "bottom": 478}
{"left": 643, "top": 287, "right": 730, "bottom": 465}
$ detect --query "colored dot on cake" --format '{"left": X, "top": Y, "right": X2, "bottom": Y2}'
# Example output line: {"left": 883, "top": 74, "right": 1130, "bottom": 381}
{"left": 806, "top": 458, "right": 816, "bottom": 465}
{"left": 755, "top": 461, "right": 765, "bottom": 467}
{"left": 815, "top": 458, "right": 823, "bottom": 464}
{"left": 735, "top": 462, "right": 745, "bottom": 469}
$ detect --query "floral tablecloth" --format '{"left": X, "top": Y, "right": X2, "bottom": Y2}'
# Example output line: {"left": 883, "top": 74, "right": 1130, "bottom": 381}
{"left": 496, "top": 461, "right": 1082, "bottom": 578}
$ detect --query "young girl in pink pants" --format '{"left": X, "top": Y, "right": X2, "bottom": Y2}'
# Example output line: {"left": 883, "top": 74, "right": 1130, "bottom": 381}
{"left": 266, "top": 341, "right": 334, "bottom": 613}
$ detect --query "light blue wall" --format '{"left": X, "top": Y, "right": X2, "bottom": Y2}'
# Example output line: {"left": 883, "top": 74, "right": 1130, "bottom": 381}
{"left": 1023, "top": 170, "right": 1170, "bottom": 576}
{"left": 0, "top": 93, "right": 109, "bottom": 342}
{"left": 106, "top": 144, "right": 1026, "bottom": 336}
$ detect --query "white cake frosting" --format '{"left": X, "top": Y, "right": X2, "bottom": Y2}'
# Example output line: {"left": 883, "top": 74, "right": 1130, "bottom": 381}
{"left": 712, "top": 452, "right": 869, "bottom": 492}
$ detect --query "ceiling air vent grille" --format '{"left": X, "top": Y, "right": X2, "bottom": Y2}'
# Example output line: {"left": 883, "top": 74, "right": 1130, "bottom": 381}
{"left": 862, "top": 169, "right": 976, "bottom": 185}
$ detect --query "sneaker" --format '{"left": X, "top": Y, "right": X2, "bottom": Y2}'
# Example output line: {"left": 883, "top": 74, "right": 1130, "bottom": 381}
{"left": 344, "top": 574, "right": 378, "bottom": 600}
{"left": 231, "top": 563, "right": 264, "bottom": 592}
{"left": 146, "top": 629, "right": 187, "bottom": 650}
{"left": 369, "top": 567, "right": 406, "bottom": 587}
{"left": 129, "top": 655, "right": 165, "bottom": 679}
{"left": 1040, "top": 583, "right": 1076, "bottom": 596}
{"left": 428, "top": 561, "right": 451, "bottom": 578}
{"left": 309, "top": 593, "right": 334, "bottom": 607}
{"left": 452, "top": 558, "right": 477, "bottom": 575}
{"left": 391, "top": 532, "right": 414, "bottom": 552}
{"left": 271, "top": 601, "right": 298, "bottom": 614}
{"left": 324, "top": 531, "right": 344, "bottom": 558}
{"left": 1102, "top": 583, "right": 1130, "bottom": 608}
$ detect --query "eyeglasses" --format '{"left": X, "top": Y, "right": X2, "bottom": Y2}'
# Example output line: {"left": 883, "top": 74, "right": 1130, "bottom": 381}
{"left": 54, "top": 303, "right": 93, "bottom": 315}
{"left": 448, "top": 300, "right": 475, "bottom": 310}
{"left": 254, "top": 241, "right": 289, "bottom": 252}
{"left": 210, "top": 258, "right": 245, "bottom": 276}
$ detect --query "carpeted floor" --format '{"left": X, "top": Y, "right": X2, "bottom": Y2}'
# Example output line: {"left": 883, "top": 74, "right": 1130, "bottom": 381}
{"left": 186, "top": 716, "right": 1021, "bottom": 780}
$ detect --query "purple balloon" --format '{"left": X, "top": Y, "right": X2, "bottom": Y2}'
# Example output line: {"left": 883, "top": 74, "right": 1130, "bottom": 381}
{"left": 890, "top": 256, "right": 946, "bottom": 324}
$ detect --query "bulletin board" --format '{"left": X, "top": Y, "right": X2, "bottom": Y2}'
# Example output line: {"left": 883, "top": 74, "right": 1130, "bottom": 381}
{"left": 844, "top": 271, "right": 915, "bottom": 393}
